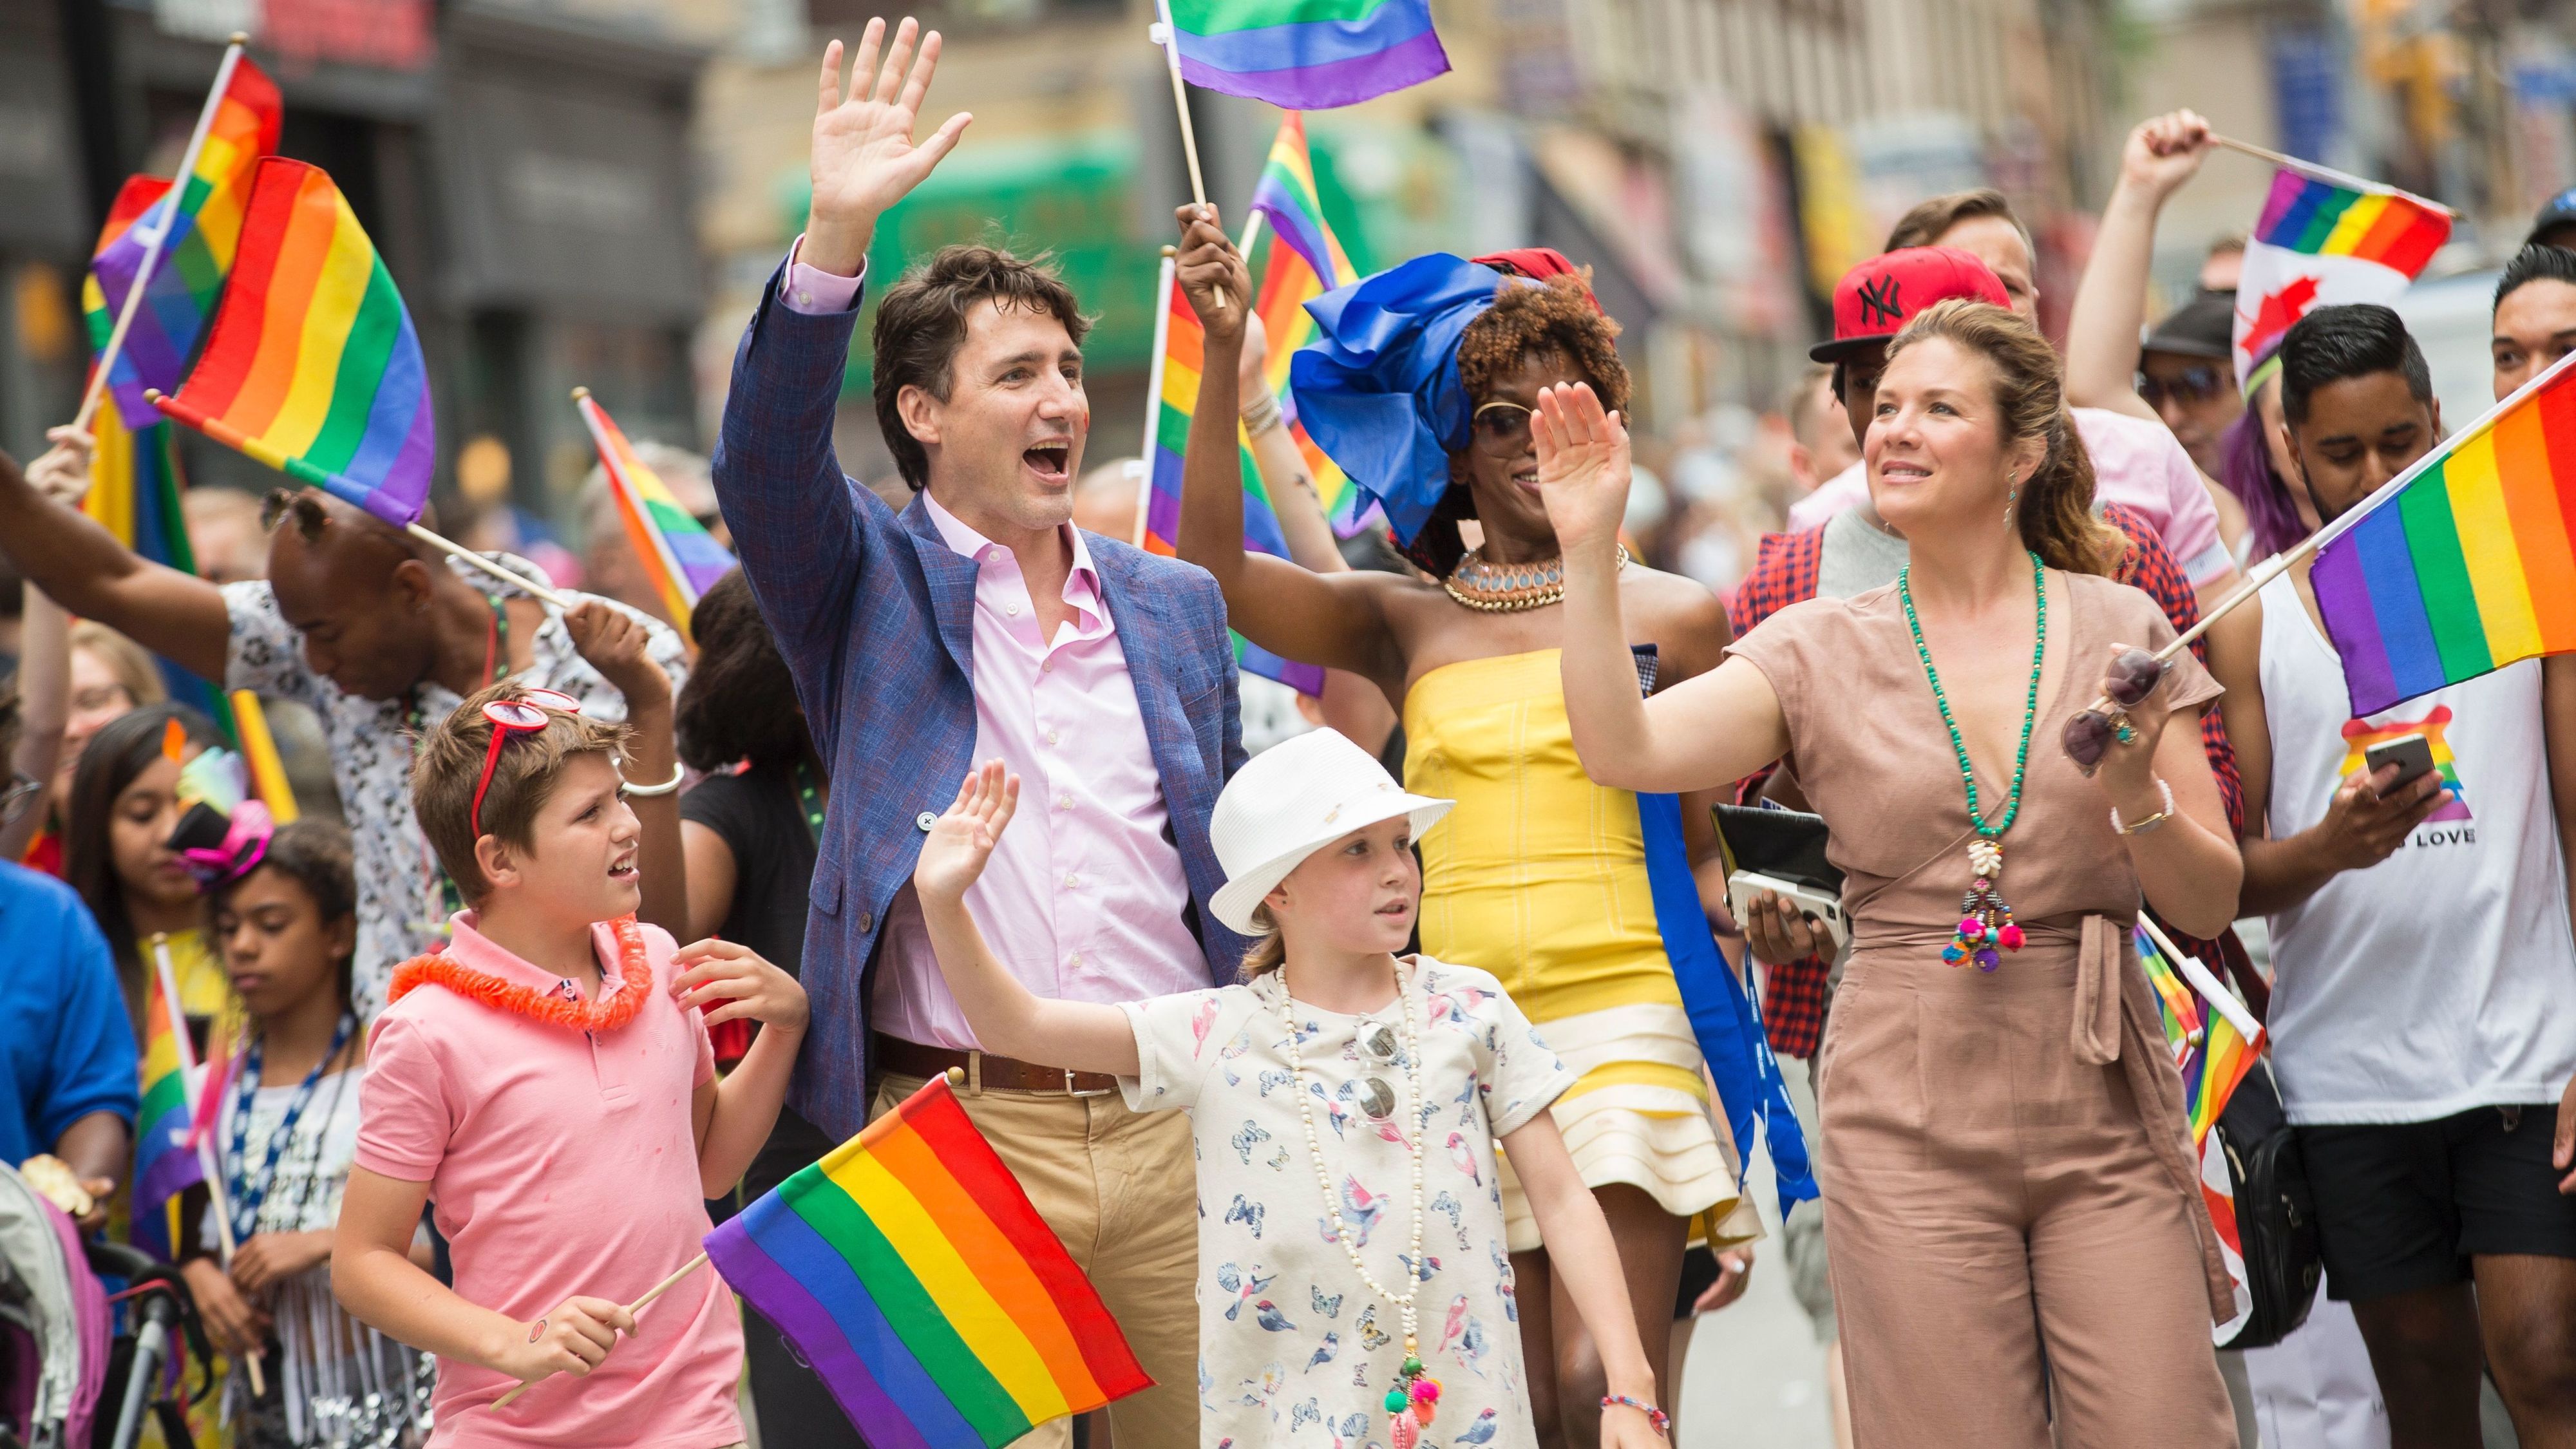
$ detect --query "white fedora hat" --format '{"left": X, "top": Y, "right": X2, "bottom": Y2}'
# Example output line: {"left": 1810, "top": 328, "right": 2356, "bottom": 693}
{"left": 1208, "top": 728, "right": 1453, "bottom": 936}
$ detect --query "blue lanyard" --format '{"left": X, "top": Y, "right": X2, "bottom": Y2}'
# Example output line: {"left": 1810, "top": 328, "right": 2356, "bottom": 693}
{"left": 225, "top": 1011, "right": 356, "bottom": 1243}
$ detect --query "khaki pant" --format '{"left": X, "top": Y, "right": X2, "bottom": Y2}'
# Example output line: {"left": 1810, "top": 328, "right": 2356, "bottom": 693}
{"left": 872, "top": 1072, "right": 1199, "bottom": 1449}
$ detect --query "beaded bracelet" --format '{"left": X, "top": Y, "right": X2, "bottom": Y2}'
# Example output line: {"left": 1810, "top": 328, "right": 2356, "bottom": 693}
{"left": 1600, "top": 1395, "right": 1671, "bottom": 1437}
{"left": 2110, "top": 776, "right": 2176, "bottom": 836}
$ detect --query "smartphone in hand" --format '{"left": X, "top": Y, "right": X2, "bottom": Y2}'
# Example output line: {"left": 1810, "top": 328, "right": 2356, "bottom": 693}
{"left": 2363, "top": 732, "right": 2436, "bottom": 792}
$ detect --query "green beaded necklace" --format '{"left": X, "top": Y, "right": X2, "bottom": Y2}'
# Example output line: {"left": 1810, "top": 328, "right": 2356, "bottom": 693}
{"left": 1898, "top": 549, "right": 2045, "bottom": 972}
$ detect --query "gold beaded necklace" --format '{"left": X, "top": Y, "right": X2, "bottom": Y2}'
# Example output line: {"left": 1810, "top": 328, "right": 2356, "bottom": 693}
{"left": 1441, "top": 544, "right": 1629, "bottom": 612}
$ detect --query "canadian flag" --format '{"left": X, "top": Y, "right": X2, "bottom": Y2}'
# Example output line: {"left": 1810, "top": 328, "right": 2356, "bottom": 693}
{"left": 2232, "top": 165, "right": 2451, "bottom": 383}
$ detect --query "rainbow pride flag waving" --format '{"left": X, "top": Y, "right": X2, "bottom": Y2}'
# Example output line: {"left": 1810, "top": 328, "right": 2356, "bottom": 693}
{"left": 703, "top": 1074, "right": 1150, "bottom": 1447}
{"left": 2133, "top": 922, "right": 2264, "bottom": 1148}
{"left": 2232, "top": 162, "right": 2449, "bottom": 382}
{"left": 1248, "top": 113, "right": 1367, "bottom": 534}
{"left": 2311, "top": 351, "right": 2576, "bottom": 715}
{"left": 84, "top": 54, "right": 281, "bottom": 430}
{"left": 575, "top": 390, "right": 736, "bottom": 643}
{"left": 1164, "top": 0, "right": 1448, "bottom": 110}
{"left": 1140, "top": 254, "right": 1327, "bottom": 695}
{"left": 152, "top": 158, "right": 435, "bottom": 528}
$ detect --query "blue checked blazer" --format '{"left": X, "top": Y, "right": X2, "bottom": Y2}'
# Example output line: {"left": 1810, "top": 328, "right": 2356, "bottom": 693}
{"left": 710, "top": 264, "right": 1249, "bottom": 1141}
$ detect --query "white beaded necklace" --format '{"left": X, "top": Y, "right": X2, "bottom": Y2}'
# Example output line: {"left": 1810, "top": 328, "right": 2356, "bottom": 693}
{"left": 1278, "top": 958, "right": 1441, "bottom": 1439}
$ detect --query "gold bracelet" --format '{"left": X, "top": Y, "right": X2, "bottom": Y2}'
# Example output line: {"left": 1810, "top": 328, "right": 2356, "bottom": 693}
{"left": 2110, "top": 777, "right": 2175, "bottom": 835}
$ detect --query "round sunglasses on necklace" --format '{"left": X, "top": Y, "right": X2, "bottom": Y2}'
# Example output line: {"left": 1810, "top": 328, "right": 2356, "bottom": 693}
{"left": 469, "top": 688, "right": 583, "bottom": 834}
{"left": 1470, "top": 401, "right": 1535, "bottom": 457}
{"left": 1352, "top": 1020, "right": 1401, "bottom": 1122}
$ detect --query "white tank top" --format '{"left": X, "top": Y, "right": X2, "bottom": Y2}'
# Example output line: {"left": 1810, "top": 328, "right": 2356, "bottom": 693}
{"left": 2257, "top": 569, "right": 2576, "bottom": 1123}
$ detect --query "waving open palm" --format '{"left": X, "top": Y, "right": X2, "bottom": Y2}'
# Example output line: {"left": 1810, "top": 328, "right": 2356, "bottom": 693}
{"left": 803, "top": 17, "right": 972, "bottom": 275}
{"left": 1532, "top": 381, "right": 1633, "bottom": 557}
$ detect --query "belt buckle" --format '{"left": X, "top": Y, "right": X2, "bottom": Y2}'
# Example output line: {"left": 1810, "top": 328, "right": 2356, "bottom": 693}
{"left": 1064, "top": 1067, "right": 1113, "bottom": 1098}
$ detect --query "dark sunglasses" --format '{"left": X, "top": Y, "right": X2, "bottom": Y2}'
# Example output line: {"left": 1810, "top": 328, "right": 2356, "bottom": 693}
{"left": 1468, "top": 401, "right": 1534, "bottom": 457}
{"left": 2139, "top": 365, "right": 2228, "bottom": 408}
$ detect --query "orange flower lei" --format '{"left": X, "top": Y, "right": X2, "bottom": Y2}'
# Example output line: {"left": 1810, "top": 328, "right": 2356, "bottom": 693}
{"left": 388, "top": 916, "right": 652, "bottom": 1034}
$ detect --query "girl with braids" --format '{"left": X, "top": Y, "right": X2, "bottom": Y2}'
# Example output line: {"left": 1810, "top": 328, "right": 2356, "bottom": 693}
{"left": 1543, "top": 298, "right": 2243, "bottom": 1446}
{"left": 1171, "top": 205, "right": 1805, "bottom": 1444}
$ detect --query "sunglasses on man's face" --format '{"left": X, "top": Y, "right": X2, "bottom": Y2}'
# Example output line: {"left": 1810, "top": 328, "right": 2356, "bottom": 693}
{"left": 2139, "top": 365, "right": 2228, "bottom": 409}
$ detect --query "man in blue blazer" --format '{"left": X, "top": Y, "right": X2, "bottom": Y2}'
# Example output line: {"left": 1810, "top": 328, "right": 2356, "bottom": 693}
{"left": 710, "top": 21, "right": 1241, "bottom": 1446}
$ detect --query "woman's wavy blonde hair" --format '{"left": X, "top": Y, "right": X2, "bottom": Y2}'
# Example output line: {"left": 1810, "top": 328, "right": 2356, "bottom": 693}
{"left": 1881, "top": 299, "right": 2125, "bottom": 578}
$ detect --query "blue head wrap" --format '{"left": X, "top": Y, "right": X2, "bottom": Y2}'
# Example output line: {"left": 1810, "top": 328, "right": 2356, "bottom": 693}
{"left": 1289, "top": 254, "right": 1508, "bottom": 545}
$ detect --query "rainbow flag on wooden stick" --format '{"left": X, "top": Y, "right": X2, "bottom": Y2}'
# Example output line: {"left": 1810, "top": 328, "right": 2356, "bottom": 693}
{"left": 1139, "top": 254, "right": 1327, "bottom": 694}
{"left": 574, "top": 390, "right": 735, "bottom": 643}
{"left": 2233, "top": 162, "right": 2449, "bottom": 381}
{"left": 1165, "top": 0, "right": 1448, "bottom": 109}
{"left": 84, "top": 53, "right": 281, "bottom": 429}
{"left": 1248, "top": 113, "right": 1366, "bottom": 533}
{"left": 2310, "top": 350, "right": 2576, "bottom": 715}
{"left": 151, "top": 158, "right": 435, "bottom": 528}
{"left": 2133, "top": 921, "right": 2264, "bottom": 1147}
{"left": 703, "top": 1075, "right": 1150, "bottom": 1447}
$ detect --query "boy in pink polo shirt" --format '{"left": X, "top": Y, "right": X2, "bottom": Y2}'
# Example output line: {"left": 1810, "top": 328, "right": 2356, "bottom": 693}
{"left": 331, "top": 681, "right": 808, "bottom": 1448}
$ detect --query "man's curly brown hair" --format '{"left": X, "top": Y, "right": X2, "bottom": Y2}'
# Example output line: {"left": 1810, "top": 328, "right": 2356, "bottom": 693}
{"left": 1408, "top": 274, "right": 1629, "bottom": 576}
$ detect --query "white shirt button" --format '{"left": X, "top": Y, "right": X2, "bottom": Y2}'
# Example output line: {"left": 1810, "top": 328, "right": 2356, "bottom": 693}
{"left": 1064, "top": 873, "right": 1081, "bottom": 889}
{"left": 1065, "top": 952, "right": 1083, "bottom": 969}
{"left": 1057, "top": 794, "right": 1074, "bottom": 811}
{"left": 794, "top": 290, "right": 814, "bottom": 306}
{"left": 916, "top": 811, "right": 938, "bottom": 831}
{"left": 1006, "top": 602, "right": 1021, "bottom": 617}
{"left": 1047, "top": 730, "right": 1061, "bottom": 746}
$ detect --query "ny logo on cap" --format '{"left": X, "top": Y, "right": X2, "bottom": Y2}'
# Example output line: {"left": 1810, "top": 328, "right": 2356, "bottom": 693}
{"left": 1857, "top": 276, "right": 1904, "bottom": 327}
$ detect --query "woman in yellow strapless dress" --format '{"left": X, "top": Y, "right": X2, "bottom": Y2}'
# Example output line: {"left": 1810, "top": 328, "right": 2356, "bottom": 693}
{"left": 1167, "top": 212, "right": 1810, "bottom": 1442}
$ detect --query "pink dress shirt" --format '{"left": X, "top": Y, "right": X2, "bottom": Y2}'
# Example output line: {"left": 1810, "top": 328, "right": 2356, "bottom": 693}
{"left": 867, "top": 496, "right": 1209, "bottom": 1051}
{"left": 1785, "top": 405, "right": 2235, "bottom": 587}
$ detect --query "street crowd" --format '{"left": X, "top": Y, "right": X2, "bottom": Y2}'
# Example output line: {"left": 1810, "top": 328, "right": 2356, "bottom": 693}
{"left": 0, "top": 17, "right": 2573, "bottom": 1449}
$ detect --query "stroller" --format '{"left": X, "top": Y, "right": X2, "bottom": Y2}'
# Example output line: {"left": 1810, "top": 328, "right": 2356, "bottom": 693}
{"left": 0, "top": 1164, "right": 214, "bottom": 1449}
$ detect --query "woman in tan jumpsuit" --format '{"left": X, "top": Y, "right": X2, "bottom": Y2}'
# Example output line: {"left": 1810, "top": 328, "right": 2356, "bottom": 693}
{"left": 1540, "top": 299, "right": 2243, "bottom": 1447}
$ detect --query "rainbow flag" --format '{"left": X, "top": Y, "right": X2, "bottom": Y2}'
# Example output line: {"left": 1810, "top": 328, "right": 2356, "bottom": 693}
{"left": 2310, "top": 352, "right": 2576, "bottom": 716}
{"left": 152, "top": 158, "right": 435, "bottom": 528}
{"left": 576, "top": 391, "right": 736, "bottom": 643}
{"left": 702, "top": 1075, "right": 1149, "bottom": 1447}
{"left": 2134, "top": 923, "right": 2264, "bottom": 1148}
{"left": 1164, "top": 0, "right": 1448, "bottom": 109}
{"left": 84, "top": 395, "right": 236, "bottom": 734}
{"left": 1248, "top": 113, "right": 1367, "bottom": 535}
{"left": 85, "top": 55, "right": 282, "bottom": 430}
{"left": 2233, "top": 164, "right": 2449, "bottom": 381}
{"left": 131, "top": 972, "right": 205, "bottom": 1262}
{"left": 1140, "top": 255, "right": 1327, "bottom": 694}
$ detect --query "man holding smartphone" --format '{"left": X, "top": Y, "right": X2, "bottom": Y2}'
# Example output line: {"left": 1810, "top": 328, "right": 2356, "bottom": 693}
{"left": 2204, "top": 303, "right": 2576, "bottom": 1449}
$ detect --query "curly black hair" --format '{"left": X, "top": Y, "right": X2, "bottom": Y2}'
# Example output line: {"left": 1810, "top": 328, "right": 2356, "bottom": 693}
{"left": 1405, "top": 274, "right": 1628, "bottom": 577}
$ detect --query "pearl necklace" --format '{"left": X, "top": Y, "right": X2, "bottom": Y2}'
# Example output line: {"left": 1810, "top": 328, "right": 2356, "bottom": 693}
{"left": 1278, "top": 960, "right": 1444, "bottom": 1443}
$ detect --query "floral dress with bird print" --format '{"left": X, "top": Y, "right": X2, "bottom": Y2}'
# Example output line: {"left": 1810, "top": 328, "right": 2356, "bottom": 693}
{"left": 1119, "top": 957, "right": 1575, "bottom": 1449}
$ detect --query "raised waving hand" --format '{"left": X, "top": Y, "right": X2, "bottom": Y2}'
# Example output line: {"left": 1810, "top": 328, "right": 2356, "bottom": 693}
{"left": 802, "top": 17, "right": 972, "bottom": 276}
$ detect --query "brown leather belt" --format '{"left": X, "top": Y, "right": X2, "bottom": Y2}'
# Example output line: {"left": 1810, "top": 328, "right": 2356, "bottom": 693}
{"left": 871, "top": 1033, "right": 1119, "bottom": 1096}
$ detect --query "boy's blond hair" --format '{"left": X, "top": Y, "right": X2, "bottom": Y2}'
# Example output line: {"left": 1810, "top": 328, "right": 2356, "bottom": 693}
{"left": 410, "top": 681, "right": 631, "bottom": 904}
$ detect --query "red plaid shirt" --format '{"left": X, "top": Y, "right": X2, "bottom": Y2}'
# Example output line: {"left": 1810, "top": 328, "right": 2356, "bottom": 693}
{"left": 1728, "top": 502, "right": 2244, "bottom": 1057}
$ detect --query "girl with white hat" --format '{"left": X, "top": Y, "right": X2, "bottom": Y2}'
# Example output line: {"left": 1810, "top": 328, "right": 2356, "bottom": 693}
{"left": 912, "top": 730, "right": 1668, "bottom": 1449}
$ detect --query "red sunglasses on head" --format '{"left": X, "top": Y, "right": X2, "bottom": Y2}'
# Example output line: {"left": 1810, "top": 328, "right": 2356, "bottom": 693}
{"left": 470, "top": 688, "right": 583, "bottom": 835}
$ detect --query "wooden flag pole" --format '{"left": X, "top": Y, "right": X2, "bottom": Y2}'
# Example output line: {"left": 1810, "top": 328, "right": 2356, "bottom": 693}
{"left": 1149, "top": 0, "right": 1222, "bottom": 310}
{"left": 73, "top": 34, "right": 250, "bottom": 434}
{"left": 2206, "top": 135, "right": 2452, "bottom": 217}
{"left": 151, "top": 933, "right": 265, "bottom": 1397}
{"left": 489, "top": 1254, "right": 714, "bottom": 1410}
{"left": 404, "top": 524, "right": 578, "bottom": 611}
{"left": 1134, "top": 248, "right": 1179, "bottom": 549}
